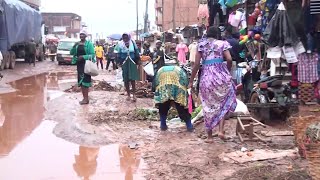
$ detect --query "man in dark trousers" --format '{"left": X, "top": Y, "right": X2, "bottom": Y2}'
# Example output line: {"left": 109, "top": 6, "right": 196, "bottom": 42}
{"left": 26, "top": 38, "right": 37, "bottom": 66}
{"left": 106, "top": 44, "right": 117, "bottom": 72}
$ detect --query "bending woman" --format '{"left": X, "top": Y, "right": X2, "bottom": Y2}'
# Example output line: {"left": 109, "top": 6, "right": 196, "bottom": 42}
{"left": 189, "top": 26, "right": 237, "bottom": 143}
{"left": 115, "top": 33, "right": 140, "bottom": 102}
{"left": 70, "top": 30, "right": 96, "bottom": 105}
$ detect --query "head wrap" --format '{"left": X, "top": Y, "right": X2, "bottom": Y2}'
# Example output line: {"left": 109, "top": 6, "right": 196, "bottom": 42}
{"left": 122, "top": 33, "right": 131, "bottom": 41}
{"left": 156, "top": 40, "right": 162, "bottom": 45}
{"left": 80, "top": 29, "right": 88, "bottom": 36}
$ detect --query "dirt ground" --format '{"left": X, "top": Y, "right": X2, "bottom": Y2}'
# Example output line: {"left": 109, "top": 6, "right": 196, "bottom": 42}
{"left": 0, "top": 60, "right": 316, "bottom": 180}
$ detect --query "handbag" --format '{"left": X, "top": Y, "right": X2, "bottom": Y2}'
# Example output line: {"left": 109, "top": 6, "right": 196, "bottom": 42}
{"left": 84, "top": 55, "right": 99, "bottom": 76}
{"left": 132, "top": 40, "right": 141, "bottom": 63}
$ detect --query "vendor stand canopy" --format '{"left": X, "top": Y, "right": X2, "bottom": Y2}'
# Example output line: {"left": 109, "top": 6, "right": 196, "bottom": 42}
{"left": 45, "top": 34, "right": 59, "bottom": 43}
{"left": 107, "top": 34, "right": 122, "bottom": 40}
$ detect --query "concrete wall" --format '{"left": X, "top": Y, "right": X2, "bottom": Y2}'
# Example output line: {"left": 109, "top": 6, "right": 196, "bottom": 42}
{"left": 155, "top": 0, "right": 198, "bottom": 31}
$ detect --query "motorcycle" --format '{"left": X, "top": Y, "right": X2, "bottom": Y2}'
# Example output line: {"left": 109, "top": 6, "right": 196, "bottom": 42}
{"left": 248, "top": 74, "right": 298, "bottom": 121}
{"left": 236, "top": 59, "right": 298, "bottom": 121}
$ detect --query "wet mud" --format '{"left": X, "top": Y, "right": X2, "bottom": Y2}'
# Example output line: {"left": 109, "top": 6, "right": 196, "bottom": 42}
{"left": 0, "top": 72, "right": 145, "bottom": 180}
{"left": 0, "top": 65, "right": 314, "bottom": 179}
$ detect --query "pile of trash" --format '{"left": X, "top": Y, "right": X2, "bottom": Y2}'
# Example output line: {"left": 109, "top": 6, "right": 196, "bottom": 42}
{"left": 92, "top": 80, "right": 116, "bottom": 91}
{"left": 135, "top": 81, "right": 154, "bottom": 98}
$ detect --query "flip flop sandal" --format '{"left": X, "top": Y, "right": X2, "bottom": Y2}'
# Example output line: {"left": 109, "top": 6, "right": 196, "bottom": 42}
{"left": 126, "top": 97, "right": 131, "bottom": 101}
{"left": 79, "top": 100, "right": 89, "bottom": 105}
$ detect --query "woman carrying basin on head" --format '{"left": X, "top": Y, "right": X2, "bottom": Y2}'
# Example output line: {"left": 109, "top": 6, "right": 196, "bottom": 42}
{"left": 70, "top": 30, "right": 96, "bottom": 105}
{"left": 114, "top": 33, "right": 140, "bottom": 102}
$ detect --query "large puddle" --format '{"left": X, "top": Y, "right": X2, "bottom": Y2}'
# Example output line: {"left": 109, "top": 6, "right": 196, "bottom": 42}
{"left": 0, "top": 73, "right": 145, "bottom": 180}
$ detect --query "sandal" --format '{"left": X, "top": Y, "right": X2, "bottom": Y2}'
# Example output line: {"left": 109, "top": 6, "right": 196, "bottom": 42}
{"left": 79, "top": 100, "right": 89, "bottom": 105}
{"left": 132, "top": 96, "right": 137, "bottom": 102}
{"left": 126, "top": 97, "right": 131, "bottom": 101}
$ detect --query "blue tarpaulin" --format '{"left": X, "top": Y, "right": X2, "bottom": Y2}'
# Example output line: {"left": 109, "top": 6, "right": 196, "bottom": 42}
{"left": 0, "top": 0, "right": 42, "bottom": 52}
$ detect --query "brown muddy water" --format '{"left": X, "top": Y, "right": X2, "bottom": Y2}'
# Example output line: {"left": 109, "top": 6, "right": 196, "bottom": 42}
{"left": 0, "top": 73, "right": 145, "bottom": 180}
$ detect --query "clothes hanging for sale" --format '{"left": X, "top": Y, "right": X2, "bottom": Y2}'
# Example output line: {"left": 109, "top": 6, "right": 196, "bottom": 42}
{"left": 198, "top": 0, "right": 210, "bottom": 25}
{"left": 297, "top": 53, "right": 319, "bottom": 83}
{"left": 310, "top": 0, "right": 320, "bottom": 14}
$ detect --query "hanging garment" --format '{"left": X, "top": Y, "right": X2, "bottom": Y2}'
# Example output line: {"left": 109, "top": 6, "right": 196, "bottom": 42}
{"left": 188, "top": 42, "right": 198, "bottom": 63}
{"left": 310, "top": 0, "right": 320, "bottom": 14}
{"left": 198, "top": 4, "right": 210, "bottom": 20}
{"left": 176, "top": 43, "right": 188, "bottom": 64}
{"left": 298, "top": 53, "right": 319, "bottom": 83}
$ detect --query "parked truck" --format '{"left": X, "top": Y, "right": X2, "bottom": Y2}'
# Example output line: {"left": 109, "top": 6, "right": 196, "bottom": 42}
{"left": 0, "top": 0, "right": 47, "bottom": 70}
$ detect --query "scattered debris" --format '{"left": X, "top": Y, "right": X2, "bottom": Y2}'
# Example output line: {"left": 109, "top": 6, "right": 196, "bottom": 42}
{"left": 92, "top": 80, "right": 116, "bottom": 91}
{"left": 219, "top": 149, "right": 298, "bottom": 163}
{"left": 64, "top": 84, "right": 81, "bottom": 93}
{"left": 135, "top": 81, "right": 154, "bottom": 98}
{"left": 261, "top": 130, "right": 294, "bottom": 137}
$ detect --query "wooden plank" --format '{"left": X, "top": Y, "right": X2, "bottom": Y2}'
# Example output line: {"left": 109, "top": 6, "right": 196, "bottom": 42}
{"left": 237, "top": 132, "right": 244, "bottom": 142}
{"left": 250, "top": 117, "right": 267, "bottom": 127}
{"left": 237, "top": 117, "right": 245, "bottom": 130}
{"left": 253, "top": 132, "right": 266, "bottom": 142}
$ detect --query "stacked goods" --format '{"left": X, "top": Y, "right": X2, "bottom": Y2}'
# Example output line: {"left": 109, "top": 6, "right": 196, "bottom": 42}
{"left": 290, "top": 116, "right": 320, "bottom": 158}
{"left": 305, "top": 122, "right": 320, "bottom": 180}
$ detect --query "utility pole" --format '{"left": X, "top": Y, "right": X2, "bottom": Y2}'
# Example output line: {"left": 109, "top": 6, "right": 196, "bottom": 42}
{"left": 136, "top": 0, "right": 139, "bottom": 40}
{"left": 162, "top": 0, "right": 164, "bottom": 31}
{"left": 144, "top": 0, "right": 149, "bottom": 33}
{"left": 172, "top": 0, "right": 176, "bottom": 33}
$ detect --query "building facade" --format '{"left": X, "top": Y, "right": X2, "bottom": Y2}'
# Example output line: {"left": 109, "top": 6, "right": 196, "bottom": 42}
{"left": 155, "top": 0, "right": 198, "bottom": 31}
{"left": 41, "top": 13, "right": 81, "bottom": 39}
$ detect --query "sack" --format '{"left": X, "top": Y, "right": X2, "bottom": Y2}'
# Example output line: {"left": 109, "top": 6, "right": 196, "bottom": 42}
{"left": 143, "top": 62, "right": 154, "bottom": 76}
{"left": 84, "top": 55, "right": 99, "bottom": 76}
{"left": 132, "top": 40, "right": 141, "bottom": 63}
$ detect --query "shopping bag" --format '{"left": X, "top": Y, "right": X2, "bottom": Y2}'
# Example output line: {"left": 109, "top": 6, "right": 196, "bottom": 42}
{"left": 84, "top": 55, "right": 99, "bottom": 76}
{"left": 143, "top": 62, "right": 154, "bottom": 76}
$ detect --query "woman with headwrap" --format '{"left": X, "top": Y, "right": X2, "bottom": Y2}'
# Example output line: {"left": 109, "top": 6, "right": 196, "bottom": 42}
{"left": 115, "top": 33, "right": 140, "bottom": 102}
{"left": 70, "top": 30, "right": 96, "bottom": 105}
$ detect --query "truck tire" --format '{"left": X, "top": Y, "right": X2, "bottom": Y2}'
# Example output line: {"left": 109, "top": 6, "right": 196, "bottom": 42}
{"left": 1, "top": 52, "right": 10, "bottom": 70}
{"left": 5, "top": 52, "right": 10, "bottom": 69}
{"left": 0, "top": 53, "right": 6, "bottom": 70}
{"left": 9, "top": 51, "right": 16, "bottom": 69}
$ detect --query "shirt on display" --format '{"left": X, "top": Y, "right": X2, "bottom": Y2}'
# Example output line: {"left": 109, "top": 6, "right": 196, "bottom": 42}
{"left": 310, "top": 0, "right": 320, "bottom": 14}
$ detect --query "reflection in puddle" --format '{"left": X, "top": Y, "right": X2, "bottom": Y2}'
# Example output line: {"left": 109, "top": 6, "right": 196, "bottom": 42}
{"left": 0, "top": 73, "right": 146, "bottom": 179}
{"left": 0, "top": 121, "right": 145, "bottom": 179}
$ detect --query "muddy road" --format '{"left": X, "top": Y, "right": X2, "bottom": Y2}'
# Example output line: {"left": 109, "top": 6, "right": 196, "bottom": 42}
{"left": 0, "top": 60, "right": 314, "bottom": 180}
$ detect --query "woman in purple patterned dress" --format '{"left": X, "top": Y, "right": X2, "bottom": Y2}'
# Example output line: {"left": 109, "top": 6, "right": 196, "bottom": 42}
{"left": 189, "top": 26, "right": 237, "bottom": 143}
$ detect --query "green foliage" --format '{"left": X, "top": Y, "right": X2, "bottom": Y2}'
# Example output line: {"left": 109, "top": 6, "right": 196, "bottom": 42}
{"left": 191, "top": 106, "right": 202, "bottom": 119}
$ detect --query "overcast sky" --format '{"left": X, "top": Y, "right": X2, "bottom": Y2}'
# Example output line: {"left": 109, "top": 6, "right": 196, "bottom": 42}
{"left": 41, "top": 0, "right": 156, "bottom": 37}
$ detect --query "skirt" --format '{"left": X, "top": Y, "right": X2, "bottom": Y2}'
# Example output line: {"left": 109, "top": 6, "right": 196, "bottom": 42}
{"left": 122, "top": 57, "right": 140, "bottom": 82}
{"left": 199, "top": 63, "right": 237, "bottom": 130}
{"left": 77, "top": 61, "right": 92, "bottom": 88}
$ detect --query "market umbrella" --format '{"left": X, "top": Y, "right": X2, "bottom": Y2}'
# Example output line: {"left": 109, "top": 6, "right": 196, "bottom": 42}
{"left": 107, "top": 34, "right": 122, "bottom": 40}
{"left": 45, "top": 35, "right": 59, "bottom": 42}
{"left": 263, "top": 2, "right": 299, "bottom": 47}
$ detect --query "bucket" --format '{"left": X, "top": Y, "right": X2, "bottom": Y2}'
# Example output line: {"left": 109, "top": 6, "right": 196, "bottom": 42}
{"left": 143, "top": 62, "right": 154, "bottom": 76}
